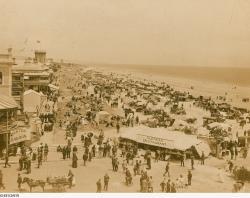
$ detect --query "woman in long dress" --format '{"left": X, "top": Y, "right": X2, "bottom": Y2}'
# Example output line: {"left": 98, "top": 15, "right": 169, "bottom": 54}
{"left": 16, "top": 146, "right": 21, "bottom": 156}
{"left": 217, "top": 168, "right": 224, "bottom": 183}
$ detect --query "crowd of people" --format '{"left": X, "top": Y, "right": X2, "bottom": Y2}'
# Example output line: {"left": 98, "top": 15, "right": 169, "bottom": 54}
{"left": 0, "top": 64, "right": 249, "bottom": 193}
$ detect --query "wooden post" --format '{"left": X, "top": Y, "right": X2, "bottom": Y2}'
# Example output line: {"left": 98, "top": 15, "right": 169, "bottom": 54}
{"left": 6, "top": 110, "right": 9, "bottom": 157}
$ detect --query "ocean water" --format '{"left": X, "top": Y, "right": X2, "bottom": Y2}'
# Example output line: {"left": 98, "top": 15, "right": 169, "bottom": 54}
{"left": 96, "top": 64, "right": 250, "bottom": 87}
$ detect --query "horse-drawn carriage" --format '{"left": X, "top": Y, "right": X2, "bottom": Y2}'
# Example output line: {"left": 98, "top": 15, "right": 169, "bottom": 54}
{"left": 22, "top": 177, "right": 46, "bottom": 192}
{"left": 22, "top": 176, "right": 72, "bottom": 192}
{"left": 47, "top": 176, "right": 72, "bottom": 192}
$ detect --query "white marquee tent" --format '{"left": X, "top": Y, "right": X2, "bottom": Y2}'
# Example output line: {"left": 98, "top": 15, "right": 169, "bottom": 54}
{"left": 120, "top": 126, "right": 210, "bottom": 157}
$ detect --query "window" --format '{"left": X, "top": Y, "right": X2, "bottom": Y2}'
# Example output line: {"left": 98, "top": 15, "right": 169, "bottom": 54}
{"left": 0, "top": 72, "right": 2, "bottom": 85}
{"left": 13, "top": 76, "right": 20, "bottom": 81}
{"left": 40, "top": 77, "right": 48, "bottom": 80}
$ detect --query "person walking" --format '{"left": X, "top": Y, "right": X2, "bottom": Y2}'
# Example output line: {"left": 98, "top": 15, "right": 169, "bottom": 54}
{"left": 72, "top": 152, "right": 78, "bottom": 168}
{"left": 229, "top": 160, "right": 234, "bottom": 172}
{"left": 191, "top": 155, "right": 194, "bottom": 170}
{"left": 103, "top": 173, "right": 110, "bottom": 191}
{"left": 96, "top": 179, "right": 102, "bottom": 193}
{"left": 88, "top": 152, "right": 92, "bottom": 162}
{"left": 68, "top": 170, "right": 74, "bottom": 188}
{"left": 234, "top": 145, "right": 238, "bottom": 160}
{"left": 160, "top": 178, "right": 166, "bottom": 192}
{"left": 116, "top": 123, "right": 120, "bottom": 133}
{"left": 163, "top": 162, "right": 170, "bottom": 177}
{"left": 0, "top": 170, "right": 5, "bottom": 190}
{"left": 147, "top": 155, "right": 151, "bottom": 170}
{"left": 44, "top": 144, "right": 49, "bottom": 162}
{"left": 170, "top": 182, "right": 176, "bottom": 193}
{"left": 114, "top": 158, "right": 119, "bottom": 172}
{"left": 82, "top": 152, "right": 88, "bottom": 166}
{"left": 17, "top": 173, "right": 22, "bottom": 192}
{"left": 148, "top": 176, "right": 153, "bottom": 192}
{"left": 26, "top": 156, "right": 31, "bottom": 174}
{"left": 155, "top": 150, "right": 160, "bottom": 162}
{"left": 73, "top": 145, "right": 78, "bottom": 153}
{"left": 67, "top": 145, "right": 71, "bottom": 159}
{"left": 4, "top": 154, "right": 11, "bottom": 168}
{"left": 166, "top": 179, "right": 171, "bottom": 192}
{"left": 201, "top": 151, "right": 205, "bottom": 165}
{"left": 180, "top": 153, "right": 185, "bottom": 167}
{"left": 62, "top": 146, "right": 67, "bottom": 160}
{"left": 135, "top": 116, "right": 139, "bottom": 125}
{"left": 37, "top": 152, "right": 42, "bottom": 168}
{"left": 187, "top": 170, "right": 192, "bottom": 186}
{"left": 19, "top": 156, "right": 23, "bottom": 171}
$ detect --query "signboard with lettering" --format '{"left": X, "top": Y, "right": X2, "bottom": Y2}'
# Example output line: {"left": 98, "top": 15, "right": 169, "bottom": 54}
{"left": 136, "top": 134, "right": 175, "bottom": 149}
{"left": 10, "top": 127, "right": 31, "bottom": 145}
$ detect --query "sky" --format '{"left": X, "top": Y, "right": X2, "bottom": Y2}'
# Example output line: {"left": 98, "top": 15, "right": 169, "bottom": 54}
{"left": 0, "top": 0, "right": 250, "bottom": 67}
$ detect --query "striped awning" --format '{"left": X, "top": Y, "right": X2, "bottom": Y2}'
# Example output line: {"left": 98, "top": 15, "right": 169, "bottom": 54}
{"left": 0, "top": 94, "right": 18, "bottom": 110}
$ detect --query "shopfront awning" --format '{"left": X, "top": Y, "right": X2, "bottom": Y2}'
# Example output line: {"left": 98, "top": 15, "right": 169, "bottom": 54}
{"left": 0, "top": 94, "right": 18, "bottom": 110}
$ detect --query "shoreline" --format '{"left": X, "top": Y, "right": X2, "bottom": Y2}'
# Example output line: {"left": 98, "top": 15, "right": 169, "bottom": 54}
{"left": 91, "top": 65, "right": 250, "bottom": 110}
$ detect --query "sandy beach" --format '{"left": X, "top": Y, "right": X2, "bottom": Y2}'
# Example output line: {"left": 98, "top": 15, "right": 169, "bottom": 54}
{"left": 94, "top": 64, "right": 250, "bottom": 110}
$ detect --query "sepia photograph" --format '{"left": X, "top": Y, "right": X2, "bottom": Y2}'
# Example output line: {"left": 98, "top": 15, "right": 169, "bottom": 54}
{"left": 0, "top": 0, "right": 250, "bottom": 194}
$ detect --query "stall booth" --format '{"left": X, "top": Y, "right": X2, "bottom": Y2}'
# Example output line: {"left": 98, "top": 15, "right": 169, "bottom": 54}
{"left": 9, "top": 122, "right": 31, "bottom": 155}
{"left": 119, "top": 126, "right": 211, "bottom": 159}
{"left": 23, "top": 89, "right": 47, "bottom": 113}
{"left": 95, "top": 111, "right": 111, "bottom": 124}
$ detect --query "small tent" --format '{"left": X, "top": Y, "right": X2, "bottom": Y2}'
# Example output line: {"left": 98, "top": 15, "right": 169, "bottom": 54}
{"left": 95, "top": 111, "right": 111, "bottom": 124}
{"left": 23, "top": 90, "right": 46, "bottom": 113}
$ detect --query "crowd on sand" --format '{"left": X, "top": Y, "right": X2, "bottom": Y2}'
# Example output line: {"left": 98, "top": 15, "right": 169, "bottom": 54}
{"left": 1, "top": 64, "right": 249, "bottom": 193}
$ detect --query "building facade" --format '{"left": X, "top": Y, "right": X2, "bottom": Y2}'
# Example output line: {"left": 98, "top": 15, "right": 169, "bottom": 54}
{"left": 0, "top": 49, "right": 13, "bottom": 96}
{"left": 12, "top": 72, "right": 24, "bottom": 109}
{"left": 12, "top": 63, "right": 50, "bottom": 93}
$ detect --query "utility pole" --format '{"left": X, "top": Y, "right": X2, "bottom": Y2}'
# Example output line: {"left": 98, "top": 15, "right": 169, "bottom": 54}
{"left": 6, "top": 110, "right": 9, "bottom": 157}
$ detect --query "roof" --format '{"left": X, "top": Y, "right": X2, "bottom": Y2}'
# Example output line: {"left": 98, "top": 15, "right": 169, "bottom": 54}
{"left": 24, "top": 89, "right": 45, "bottom": 96}
{"left": 0, "top": 54, "right": 13, "bottom": 64}
{"left": 12, "top": 63, "right": 49, "bottom": 72}
{"left": 24, "top": 72, "right": 49, "bottom": 76}
{"left": 0, "top": 94, "right": 18, "bottom": 110}
{"left": 120, "top": 126, "right": 207, "bottom": 152}
{"left": 48, "top": 84, "right": 59, "bottom": 90}
{"left": 0, "top": 59, "right": 13, "bottom": 64}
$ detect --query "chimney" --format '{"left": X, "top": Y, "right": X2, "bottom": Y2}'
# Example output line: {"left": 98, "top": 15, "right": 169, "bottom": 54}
{"left": 8, "top": 48, "right": 12, "bottom": 57}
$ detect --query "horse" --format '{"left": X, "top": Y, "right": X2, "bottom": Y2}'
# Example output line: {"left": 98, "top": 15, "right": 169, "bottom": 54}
{"left": 233, "top": 181, "right": 245, "bottom": 192}
{"left": 22, "top": 177, "right": 46, "bottom": 192}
